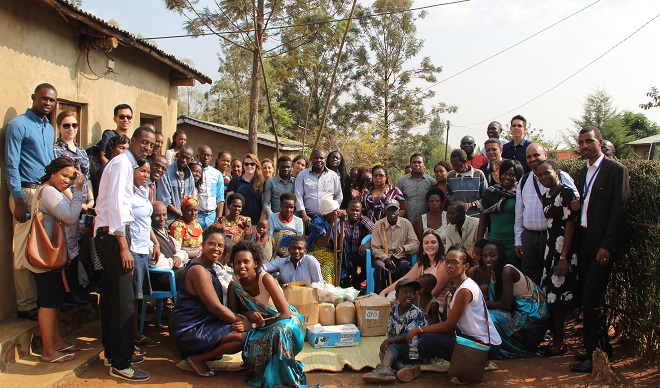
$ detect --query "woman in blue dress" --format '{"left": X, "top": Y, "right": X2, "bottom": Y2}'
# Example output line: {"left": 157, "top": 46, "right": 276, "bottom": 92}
{"left": 483, "top": 241, "right": 549, "bottom": 358}
{"left": 169, "top": 226, "right": 246, "bottom": 377}
{"left": 228, "top": 241, "right": 311, "bottom": 388}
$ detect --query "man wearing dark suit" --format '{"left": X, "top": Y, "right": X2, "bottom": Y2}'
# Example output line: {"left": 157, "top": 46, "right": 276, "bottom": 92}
{"left": 569, "top": 126, "right": 629, "bottom": 373}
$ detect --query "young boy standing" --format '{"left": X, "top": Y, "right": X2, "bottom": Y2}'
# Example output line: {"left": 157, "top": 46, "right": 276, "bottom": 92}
{"left": 362, "top": 279, "right": 427, "bottom": 384}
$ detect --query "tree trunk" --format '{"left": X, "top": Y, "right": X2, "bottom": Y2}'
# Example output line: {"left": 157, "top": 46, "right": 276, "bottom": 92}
{"left": 247, "top": 0, "right": 264, "bottom": 155}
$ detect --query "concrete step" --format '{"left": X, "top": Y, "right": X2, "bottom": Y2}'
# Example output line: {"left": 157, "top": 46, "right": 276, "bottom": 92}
{"left": 0, "top": 320, "right": 102, "bottom": 388}
{"left": 0, "top": 293, "right": 100, "bottom": 372}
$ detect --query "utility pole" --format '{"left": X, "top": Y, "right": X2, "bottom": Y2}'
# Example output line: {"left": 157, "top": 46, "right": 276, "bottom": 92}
{"left": 445, "top": 120, "right": 450, "bottom": 161}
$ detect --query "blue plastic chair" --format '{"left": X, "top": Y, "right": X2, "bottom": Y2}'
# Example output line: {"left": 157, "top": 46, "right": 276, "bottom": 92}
{"left": 140, "top": 267, "right": 177, "bottom": 335}
{"left": 365, "top": 234, "right": 417, "bottom": 295}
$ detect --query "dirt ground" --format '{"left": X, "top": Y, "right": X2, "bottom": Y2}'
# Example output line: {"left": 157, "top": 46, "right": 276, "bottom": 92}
{"left": 63, "top": 316, "right": 659, "bottom": 387}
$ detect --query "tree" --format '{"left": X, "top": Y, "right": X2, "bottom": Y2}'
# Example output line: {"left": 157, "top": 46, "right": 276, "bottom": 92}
{"left": 562, "top": 87, "right": 618, "bottom": 149}
{"left": 640, "top": 86, "right": 660, "bottom": 110}
{"left": 165, "top": 0, "right": 336, "bottom": 155}
{"left": 352, "top": 0, "right": 444, "bottom": 143}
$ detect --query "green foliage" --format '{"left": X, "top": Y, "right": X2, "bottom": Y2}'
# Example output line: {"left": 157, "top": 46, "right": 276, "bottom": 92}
{"left": 353, "top": 0, "right": 444, "bottom": 141}
{"left": 559, "top": 159, "right": 660, "bottom": 360}
{"left": 564, "top": 87, "right": 659, "bottom": 157}
{"left": 640, "top": 86, "right": 660, "bottom": 110}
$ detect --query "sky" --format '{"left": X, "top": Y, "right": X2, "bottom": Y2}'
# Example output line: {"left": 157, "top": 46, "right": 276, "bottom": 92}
{"left": 83, "top": 0, "right": 660, "bottom": 149}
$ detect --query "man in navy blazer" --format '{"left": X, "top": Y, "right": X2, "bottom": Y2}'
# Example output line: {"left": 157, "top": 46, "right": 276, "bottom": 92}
{"left": 569, "top": 126, "right": 629, "bottom": 373}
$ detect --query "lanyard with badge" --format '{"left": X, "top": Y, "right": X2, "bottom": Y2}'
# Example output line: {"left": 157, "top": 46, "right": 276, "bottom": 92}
{"left": 581, "top": 163, "right": 602, "bottom": 204}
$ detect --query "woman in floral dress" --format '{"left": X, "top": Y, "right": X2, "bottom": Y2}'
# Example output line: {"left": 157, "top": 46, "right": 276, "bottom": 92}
{"left": 537, "top": 160, "right": 579, "bottom": 357}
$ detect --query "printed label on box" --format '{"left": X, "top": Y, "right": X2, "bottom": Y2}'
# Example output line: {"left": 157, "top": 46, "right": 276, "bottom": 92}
{"left": 365, "top": 310, "right": 379, "bottom": 320}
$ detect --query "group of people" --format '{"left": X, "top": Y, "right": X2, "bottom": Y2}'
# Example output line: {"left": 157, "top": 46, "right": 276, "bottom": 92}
{"left": 6, "top": 83, "right": 629, "bottom": 385}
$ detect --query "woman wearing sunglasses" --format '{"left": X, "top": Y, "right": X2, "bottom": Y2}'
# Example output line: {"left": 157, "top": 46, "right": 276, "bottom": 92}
{"left": 53, "top": 111, "right": 95, "bottom": 305}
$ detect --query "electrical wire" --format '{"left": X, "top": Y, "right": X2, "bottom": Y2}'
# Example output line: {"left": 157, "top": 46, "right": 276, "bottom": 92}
{"left": 418, "top": 0, "right": 601, "bottom": 94}
{"left": 142, "top": 0, "right": 471, "bottom": 40}
{"left": 458, "top": 11, "right": 660, "bottom": 127}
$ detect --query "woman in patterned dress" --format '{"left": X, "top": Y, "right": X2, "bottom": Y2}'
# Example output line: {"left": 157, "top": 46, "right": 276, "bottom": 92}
{"left": 169, "top": 196, "right": 204, "bottom": 259}
{"left": 536, "top": 160, "right": 579, "bottom": 357}
{"left": 361, "top": 165, "right": 406, "bottom": 223}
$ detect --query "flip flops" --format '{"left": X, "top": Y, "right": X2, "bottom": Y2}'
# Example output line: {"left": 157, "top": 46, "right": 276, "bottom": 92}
{"left": 136, "top": 335, "right": 158, "bottom": 347}
{"left": 186, "top": 356, "right": 216, "bottom": 377}
{"left": 40, "top": 353, "right": 75, "bottom": 363}
{"left": 57, "top": 344, "right": 81, "bottom": 352}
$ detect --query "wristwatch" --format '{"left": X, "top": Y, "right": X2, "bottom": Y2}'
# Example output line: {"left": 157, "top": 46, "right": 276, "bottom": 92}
{"left": 251, "top": 323, "right": 257, "bottom": 329}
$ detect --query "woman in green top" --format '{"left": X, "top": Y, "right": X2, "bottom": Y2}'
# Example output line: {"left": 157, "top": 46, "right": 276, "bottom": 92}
{"left": 477, "top": 160, "right": 524, "bottom": 268}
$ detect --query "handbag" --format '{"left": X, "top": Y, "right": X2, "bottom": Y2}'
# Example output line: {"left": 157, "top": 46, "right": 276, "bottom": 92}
{"left": 26, "top": 188, "right": 69, "bottom": 270}
{"left": 448, "top": 289, "right": 491, "bottom": 383}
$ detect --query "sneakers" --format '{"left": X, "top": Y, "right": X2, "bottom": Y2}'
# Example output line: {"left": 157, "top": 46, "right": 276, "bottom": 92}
{"left": 396, "top": 365, "right": 421, "bottom": 383}
{"left": 103, "top": 354, "right": 144, "bottom": 367}
{"left": 362, "top": 364, "right": 396, "bottom": 383}
{"left": 110, "top": 366, "right": 150, "bottom": 382}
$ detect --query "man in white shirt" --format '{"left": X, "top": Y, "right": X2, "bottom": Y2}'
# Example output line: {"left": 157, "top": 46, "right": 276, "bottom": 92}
{"left": 294, "top": 149, "right": 342, "bottom": 225}
{"left": 196, "top": 145, "right": 224, "bottom": 228}
{"left": 445, "top": 201, "right": 479, "bottom": 248}
{"left": 94, "top": 126, "right": 155, "bottom": 382}
{"left": 514, "top": 143, "right": 577, "bottom": 285}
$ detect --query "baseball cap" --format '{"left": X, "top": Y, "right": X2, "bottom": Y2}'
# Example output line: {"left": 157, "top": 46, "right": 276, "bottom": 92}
{"left": 395, "top": 279, "right": 421, "bottom": 292}
{"left": 384, "top": 198, "right": 400, "bottom": 210}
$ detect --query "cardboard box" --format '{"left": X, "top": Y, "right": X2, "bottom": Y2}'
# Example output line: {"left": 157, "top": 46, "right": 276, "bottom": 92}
{"left": 354, "top": 294, "right": 391, "bottom": 336}
{"left": 283, "top": 283, "right": 319, "bottom": 326}
{"left": 307, "top": 324, "right": 360, "bottom": 348}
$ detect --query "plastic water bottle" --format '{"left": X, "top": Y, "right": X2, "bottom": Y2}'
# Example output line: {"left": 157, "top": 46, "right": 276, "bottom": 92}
{"left": 409, "top": 336, "right": 419, "bottom": 360}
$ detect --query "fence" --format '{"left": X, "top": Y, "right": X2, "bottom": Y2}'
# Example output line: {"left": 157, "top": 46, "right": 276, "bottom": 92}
{"left": 558, "top": 159, "right": 660, "bottom": 363}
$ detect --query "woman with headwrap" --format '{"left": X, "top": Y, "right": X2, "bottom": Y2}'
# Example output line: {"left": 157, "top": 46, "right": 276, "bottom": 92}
{"left": 306, "top": 198, "right": 341, "bottom": 284}
{"left": 170, "top": 195, "right": 204, "bottom": 258}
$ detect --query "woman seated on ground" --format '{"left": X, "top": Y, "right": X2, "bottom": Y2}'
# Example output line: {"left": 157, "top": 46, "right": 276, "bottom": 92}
{"left": 477, "top": 160, "right": 524, "bottom": 268}
{"left": 405, "top": 245, "right": 502, "bottom": 384}
{"left": 379, "top": 230, "right": 450, "bottom": 311}
{"left": 361, "top": 165, "right": 406, "bottom": 223}
{"left": 228, "top": 241, "right": 309, "bottom": 387}
{"left": 169, "top": 226, "right": 247, "bottom": 377}
{"left": 413, "top": 187, "right": 448, "bottom": 245}
{"left": 32, "top": 156, "right": 85, "bottom": 362}
{"left": 169, "top": 195, "right": 204, "bottom": 258}
{"left": 483, "top": 241, "right": 549, "bottom": 358}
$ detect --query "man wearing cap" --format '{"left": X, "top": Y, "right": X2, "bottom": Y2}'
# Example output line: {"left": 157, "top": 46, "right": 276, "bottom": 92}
{"left": 371, "top": 199, "right": 420, "bottom": 294}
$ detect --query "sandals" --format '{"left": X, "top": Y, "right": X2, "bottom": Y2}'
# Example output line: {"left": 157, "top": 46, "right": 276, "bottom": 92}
{"left": 40, "top": 353, "right": 75, "bottom": 363}
{"left": 539, "top": 344, "right": 567, "bottom": 357}
{"left": 136, "top": 335, "right": 158, "bottom": 347}
{"left": 57, "top": 344, "right": 81, "bottom": 352}
{"left": 186, "top": 356, "right": 216, "bottom": 377}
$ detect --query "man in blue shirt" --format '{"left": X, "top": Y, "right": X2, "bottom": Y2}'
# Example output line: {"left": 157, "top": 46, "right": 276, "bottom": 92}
{"left": 196, "top": 145, "right": 224, "bottom": 228}
{"left": 502, "top": 114, "right": 532, "bottom": 173}
{"left": 5, "top": 83, "right": 57, "bottom": 320}
{"left": 263, "top": 236, "right": 323, "bottom": 284}
{"left": 156, "top": 145, "right": 196, "bottom": 225}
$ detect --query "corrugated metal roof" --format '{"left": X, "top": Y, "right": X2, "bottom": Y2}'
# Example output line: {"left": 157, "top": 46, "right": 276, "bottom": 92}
{"left": 45, "top": 0, "right": 212, "bottom": 84}
{"left": 177, "top": 116, "right": 303, "bottom": 151}
{"left": 626, "top": 134, "right": 660, "bottom": 145}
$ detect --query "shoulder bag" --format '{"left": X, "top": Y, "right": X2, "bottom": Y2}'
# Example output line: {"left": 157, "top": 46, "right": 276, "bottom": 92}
{"left": 448, "top": 288, "right": 491, "bottom": 383}
{"left": 26, "top": 188, "right": 69, "bottom": 270}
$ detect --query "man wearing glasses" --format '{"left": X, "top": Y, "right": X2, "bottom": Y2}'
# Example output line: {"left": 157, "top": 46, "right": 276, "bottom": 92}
{"left": 502, "top": 114, "right": 531, "bottom": 173}
{"left": 89, "top": 104, "right": 134, "bottom": 176}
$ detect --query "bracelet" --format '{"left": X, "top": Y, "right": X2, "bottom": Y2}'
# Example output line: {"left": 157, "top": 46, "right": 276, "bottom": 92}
{"left": 419, "top": 327, "right": 424, "bottom": 333}
{"left": 559, "top": 256, "right": 566, "bottom": 261}
{"left": 153, "top": 244, "right": 160, "bottom": 247}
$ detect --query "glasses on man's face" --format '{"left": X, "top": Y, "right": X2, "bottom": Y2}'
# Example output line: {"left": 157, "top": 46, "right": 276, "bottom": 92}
{"left": 62, "top": 123, "right": 79, "bottom": 129}
{"left": 243, "top": 162, "right": 256, "bottom": 167}
{"left": 511, "top": 124, "right": 524, "bottom": 128}
{"left": 444, "top": 259, "right": 464, "bottom": 267}
{"left": 117, "top": 114, "right": 133, "bottom": 121}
